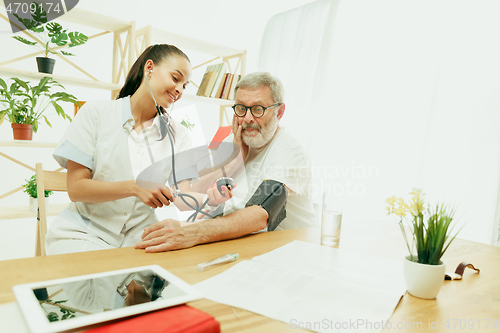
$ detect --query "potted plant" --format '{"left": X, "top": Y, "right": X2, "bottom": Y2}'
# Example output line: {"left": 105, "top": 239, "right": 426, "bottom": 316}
{"left": 0, "top": 76, "right": 79, "bottom": 140}
{"left": 23, "top": 174, "right": 53, "bottom": 212}
{"left": 386, "top": 188, "right": 461, "bottom": 299}
{"left": 11, "top": 2, "right": 88, "bottom": 73}
{"left": 181, "top": 117, "right": 195, "bottom": 130}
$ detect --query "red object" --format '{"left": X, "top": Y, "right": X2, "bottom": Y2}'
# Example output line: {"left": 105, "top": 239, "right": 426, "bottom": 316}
{"left": 208, "top": 126, "right": 233, "bottom": 149}
{"left": 84, "top": 305, "right": 220, "bottom": 333}
{"left": 11, "top": 123, "right": 33, "bottom": 140}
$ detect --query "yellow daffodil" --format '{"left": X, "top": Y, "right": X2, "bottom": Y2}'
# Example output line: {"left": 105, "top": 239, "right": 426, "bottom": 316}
{"left": 409, "top": 202, "right": 419, "bottom": 217}
{"left": 409, "top": 195, "right": 425, "bottom": 216}
{"left": 394, "top": 205, "right": 407, "bottom": 217}
{"left": 386, "top": 188, "right": 459, "bottom": 265}
{"left": 386, "top": 196, "right": 398, "bottom": 215}
{"left": 410, "top": 188, "right": 425, "bottom": 199}
{"left": 386, "top": 196, "right": 397, "bottom": 206}
{"left": 416, "top": 198, "right": 424, "bottom": 212}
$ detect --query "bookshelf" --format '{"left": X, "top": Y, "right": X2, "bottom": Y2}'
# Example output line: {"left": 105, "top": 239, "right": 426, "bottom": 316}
{"left": 0, "top": 7, "right": 245, "bottom": 214}
{"left": 135, "top": 26, "right": 246, "bottom": 126}
{"left": 0, "top": 5, "right": 246, "bottom": 120}
{"left": 0, "top": 67, "right": 122, "bottom": 91}
{"left": 0, "top": 6, "right": 135, "bottom": 98}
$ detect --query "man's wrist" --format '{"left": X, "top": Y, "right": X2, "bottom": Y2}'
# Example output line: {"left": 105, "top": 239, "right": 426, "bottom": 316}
{"left": 183, "top": 221, "right": 207, "bottom": 245}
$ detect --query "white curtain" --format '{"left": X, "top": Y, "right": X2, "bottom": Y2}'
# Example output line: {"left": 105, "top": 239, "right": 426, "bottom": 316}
{"left": 258, "top": 0, "right": 500, "bottom": 245}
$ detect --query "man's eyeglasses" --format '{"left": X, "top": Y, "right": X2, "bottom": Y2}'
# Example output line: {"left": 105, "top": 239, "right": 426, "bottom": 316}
{"left": 232, "top": 103, "right": 281, "bottom": 118}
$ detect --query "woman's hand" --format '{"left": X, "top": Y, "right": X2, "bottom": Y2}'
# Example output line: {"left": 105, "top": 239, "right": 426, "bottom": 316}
{"left": 206, "top": 182, "right": 236, "bottom": 206}
{"left": 66, "top": 161, "right": 174, "bottom": 208}
{"left": 134, "top": 182, "right": 174, "bottom": 209}
{"left": 195, "top": 183, "right": 236, "bottom": 220}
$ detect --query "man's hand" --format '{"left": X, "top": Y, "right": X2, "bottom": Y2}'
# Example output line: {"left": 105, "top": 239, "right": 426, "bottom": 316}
{"left": 135, "top": 219, "right": 197, "bottom": 253}
{"left": 136, "top": 205, "right": 269, "bottom": 252}
{"left": 232, "top": 115, "right": 249, "bottom": 160}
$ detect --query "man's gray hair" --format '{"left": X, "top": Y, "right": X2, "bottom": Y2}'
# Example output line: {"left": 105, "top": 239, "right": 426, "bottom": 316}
{"left": 235, "top": 72, "right": 285, "bottom": 104}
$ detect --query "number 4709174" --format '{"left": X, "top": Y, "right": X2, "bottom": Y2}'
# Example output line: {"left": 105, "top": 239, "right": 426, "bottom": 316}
{"left": 6, "top": 2, "right": 61, "bottom": 14}
{"left": 443, "top": 319, "right": 498, "bottom": 330}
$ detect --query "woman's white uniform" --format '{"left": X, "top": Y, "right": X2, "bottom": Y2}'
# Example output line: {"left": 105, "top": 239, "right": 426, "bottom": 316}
{"left": 46, "top": 96, "right": 195, "bottom": 255}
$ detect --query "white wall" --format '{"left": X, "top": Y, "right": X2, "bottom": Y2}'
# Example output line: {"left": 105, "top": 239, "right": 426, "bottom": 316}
{"left": 0, "top": 0, "right": 318, "bottom": 209}
{"left": 258, "top": 0, "right": 500, "bottom": 245}
{"left": 0, "top": 0, "right": 319, "bottom": 259}
{"left": 2, "top": 0, "right": 498, "bottom": 260}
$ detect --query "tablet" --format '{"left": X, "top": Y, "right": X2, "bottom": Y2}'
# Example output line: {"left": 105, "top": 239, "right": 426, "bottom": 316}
{"left": 13, "top": 265, "right": 203, "bottom": 333}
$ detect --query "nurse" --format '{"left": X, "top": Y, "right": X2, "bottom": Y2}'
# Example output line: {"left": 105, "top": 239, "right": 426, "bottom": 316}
{"left": 46, "top": 44, "right": 227, "bottom": 255}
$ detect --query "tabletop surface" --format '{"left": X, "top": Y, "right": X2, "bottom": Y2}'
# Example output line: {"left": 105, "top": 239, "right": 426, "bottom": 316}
{"left": 1, "top": 221, "right": 499, "bottom": 332}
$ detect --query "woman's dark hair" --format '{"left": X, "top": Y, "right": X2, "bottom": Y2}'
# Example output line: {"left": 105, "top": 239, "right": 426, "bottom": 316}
{"left": 118, "top": 44, "right": 190, "bottom": 141}
{"left": 118, "top": 44, "right": 190, "bottom": 99}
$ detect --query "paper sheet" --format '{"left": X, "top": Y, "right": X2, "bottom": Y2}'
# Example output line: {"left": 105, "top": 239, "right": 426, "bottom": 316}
{"left": 195, "top": 241, "right": 405, "bottom": 333}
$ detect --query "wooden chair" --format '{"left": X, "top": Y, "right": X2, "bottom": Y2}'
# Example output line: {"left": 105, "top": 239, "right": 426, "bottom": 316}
{"left": 208, "top": 125, "right": 232, "bottom": 150}
{"left": 35, "top": 163, "right": 67, "bottom": 256}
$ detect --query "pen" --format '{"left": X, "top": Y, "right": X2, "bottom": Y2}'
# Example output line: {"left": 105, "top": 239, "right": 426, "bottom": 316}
{"left": 197, "top": 253, "right": 239, "bottom": 272}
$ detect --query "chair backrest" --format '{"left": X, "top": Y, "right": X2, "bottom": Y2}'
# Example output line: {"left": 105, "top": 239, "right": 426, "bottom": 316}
{"left": 208, "top": 126, "right": 232, "bottom": 150}
{"left": 35, "top": 163, "right": 67, "bottom": 256}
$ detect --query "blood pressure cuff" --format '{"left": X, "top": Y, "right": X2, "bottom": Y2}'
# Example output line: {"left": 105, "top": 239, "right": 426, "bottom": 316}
{"left": 245, "top": 179, "right": 287, "bottom": 231}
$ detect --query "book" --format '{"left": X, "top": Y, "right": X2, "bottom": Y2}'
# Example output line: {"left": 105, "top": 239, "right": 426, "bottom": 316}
{"left": 221, "top": 74, "right": 234, "bottom": 100}
{"left": 227, "top": 74, "right": 241, "bottom": 100}
{"left": 196, "top": 64, "right": 219, "bottom": 96}
{"left": 209, "top": 63, "right": 228, "bottom": 98}
{"left": 214, "top": 73, "right": 229, "bottom": 99}
{"left": 196, "top": 71, "right": 213, "bottom": 97}
{"left": 84, "top": 304, "right": 220, "bottom": 333}
{"left": 196, "top": 70, "right": 218, "bottom": 97}
{"left": 196, "top": 65, "right": 210, "bottom": 96}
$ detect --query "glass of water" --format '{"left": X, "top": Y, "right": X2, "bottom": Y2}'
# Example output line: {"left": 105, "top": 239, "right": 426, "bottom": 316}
{"left": 321, "top": 192, "right": 342, "bottom": 247}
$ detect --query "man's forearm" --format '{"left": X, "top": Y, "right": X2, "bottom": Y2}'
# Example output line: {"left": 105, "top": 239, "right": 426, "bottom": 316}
{"left": 186, "top": 205, "right": 269, "bottom": 245}
{"left": 135, "top": 205, "right": 269, "bottom": 253}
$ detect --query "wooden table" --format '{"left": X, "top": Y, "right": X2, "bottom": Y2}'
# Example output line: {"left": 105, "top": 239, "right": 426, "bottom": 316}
{"left": 0, "top": 221, "right": 499, "bottom": 332}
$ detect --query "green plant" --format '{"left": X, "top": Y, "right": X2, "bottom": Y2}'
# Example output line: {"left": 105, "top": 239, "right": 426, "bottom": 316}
{"left": 43, "top": 300, "right": 76, "bottom": 321}
{"left": 0, "top": 76, "right": 79, "bottom": 132}
{"left": 181, "top": 117, "right": 195, "bottom": 130}
{"left": 11, "top": 2, "right": 88, "bottom": 58}
{"left": 23, "top": 175, "right": 52, "bottom": 198}
{"left": 386, "top": 188, "right": 461, "bottom": 265}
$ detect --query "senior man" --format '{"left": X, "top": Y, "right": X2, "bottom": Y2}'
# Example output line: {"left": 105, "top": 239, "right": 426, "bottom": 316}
{"left": 135, "top": 72, "right": 316, "bottom": 252}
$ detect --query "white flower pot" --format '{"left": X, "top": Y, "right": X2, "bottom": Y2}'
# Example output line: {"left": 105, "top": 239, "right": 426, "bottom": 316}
{"left": 29, "top": 197, "right": 49, "bottom": 212}
{"left": 403, "top": 255, "right": 446, "bottom": 299}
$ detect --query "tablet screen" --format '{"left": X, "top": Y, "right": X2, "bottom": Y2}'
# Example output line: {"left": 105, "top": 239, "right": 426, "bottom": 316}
{"left": 33, "top": 269, "right": 186, "bottom": 321}
{"left": 14, "top": 265, "right": 202, "bottom": 333}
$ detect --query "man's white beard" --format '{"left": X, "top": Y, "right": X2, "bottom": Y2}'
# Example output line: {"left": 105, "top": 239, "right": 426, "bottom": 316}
{"left": 242, "top": 115, "right": 279, "bottom": 149}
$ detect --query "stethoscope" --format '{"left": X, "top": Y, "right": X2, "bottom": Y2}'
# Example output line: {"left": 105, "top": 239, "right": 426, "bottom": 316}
{"left": 144, "top": 72, "right": 212, "bottom": 221}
